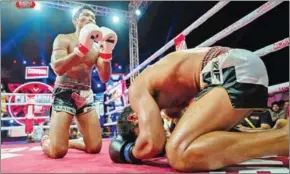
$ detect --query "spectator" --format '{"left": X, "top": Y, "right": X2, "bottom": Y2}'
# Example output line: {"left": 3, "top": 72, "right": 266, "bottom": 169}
{"left": 272, "top": 100, "right": 289, "bottom": 129}
{"left": 282, "top": 100, "right": 289, "bottom": 118}
{"left": 278, "top": 100, "right": 289, "bottom": 109}
{"left": 70, "top": 128, "right": 81, "bottom": 139}
{"left": 102, "top": 126, "right": 112, "bottom": 138}
{"left": 269, "top": 101, "right": 286, "bottom": 128}
{"left": 236, "top": 110, "right": 273, "bottom": 132}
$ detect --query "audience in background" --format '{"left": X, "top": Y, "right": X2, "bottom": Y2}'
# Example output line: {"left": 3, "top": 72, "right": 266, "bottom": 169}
{"left": 70, "top": 128, "right": 81, "bottom": 139}
{"left": 236, "top": 100, "right": 288, "bottom": 132}
{"left": 0, "top": 79, "right": 289, "bottom": 143}
{"left": 282, "top": 100, "right": 289, "bottom": 109}
{"left": 271, "top": 100, "right": 288, "bottom": 129}
{"left": 102, "top": 126, "right": 112, "bottom": 138}
{"left": 236, "top": 110, "right": 272, "bottom": 132}
{"left": 269, "top": 101, "right": 286, "bottom": 122}
{"left": 269, "top": 101, "right": 286, "bottom": 128}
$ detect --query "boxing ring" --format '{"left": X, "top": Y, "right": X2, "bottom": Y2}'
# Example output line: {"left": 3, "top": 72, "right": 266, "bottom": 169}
{"left": 1, "top": 1, "right": 289, "bottom": 173}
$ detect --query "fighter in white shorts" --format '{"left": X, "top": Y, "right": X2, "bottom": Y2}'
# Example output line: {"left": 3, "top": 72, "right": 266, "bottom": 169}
{"left": 109, "top": 46, "right": 289, "bottom": 172}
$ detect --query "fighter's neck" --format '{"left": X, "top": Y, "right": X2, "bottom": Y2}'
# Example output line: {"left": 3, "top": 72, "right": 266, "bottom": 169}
{"left": 74, "top": 29, "right": 81, "bottom": 39}
{"left": 69, "top": 31, "right": 78, "bottom": 41}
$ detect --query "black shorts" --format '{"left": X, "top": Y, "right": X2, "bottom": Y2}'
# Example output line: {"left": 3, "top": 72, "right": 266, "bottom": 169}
{"left": 52, "top": 87, "right": 95, "bottom": 116}
{"left": 194, "top": 48, "right": 269, "bottom": 110}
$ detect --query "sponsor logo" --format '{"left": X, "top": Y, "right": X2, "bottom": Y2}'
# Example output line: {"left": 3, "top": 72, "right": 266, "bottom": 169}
{"left": 25, "top": 66, "right": 49, "bottom": 79}
{"left": 15, "top": 1, "right": 36, "bottom": 8}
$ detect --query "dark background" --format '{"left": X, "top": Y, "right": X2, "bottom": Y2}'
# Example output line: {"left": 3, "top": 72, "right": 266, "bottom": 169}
{"left": 1, "top": 1, "right": 289, "bottom": 93}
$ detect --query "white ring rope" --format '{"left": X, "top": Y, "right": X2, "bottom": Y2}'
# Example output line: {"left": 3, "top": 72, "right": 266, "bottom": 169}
{"left": 106, "top": 104, "right": 131, "bottom": 115}
{"left": 1, "top": 93, "right": 97, "bottom": 96}
{"left": 1, "top": 116, "right": 50, "bottom": 120}
{"left": 1, "top": 124, "right": 78, "bottom": 131}
{"left": 104, "top": 1, "right": 229, "bottom": 95}
{"left": 197, "top": 1, "right": 283, "bottom": 47}
{"left": 104, "top": 1, "right": 282, "bottom": 96}
{"left": 1, "top": 92, "right": 101, "bottom": 106}
{"left": 103, "top": 80, "right": 289, "bottom": 126}
{"left": 254, "top": 38, "right": 289, "bottom": 57}
{"left": 1, "top": 93, "right": 53, "bottom": 96}
{"left": 2, "top": 2, "right": 288, "bottom": 128}
{"left": 105, "top": 89, "right": 129, "bottom": 105}
{"left": 268, "top": 82, "right": 289, "bottom": 95}
{"left": 3, "top": 103, "right": 52, "bottom": 106}
{"left": 104, "top": 38, "right": 289, "bottom": 106}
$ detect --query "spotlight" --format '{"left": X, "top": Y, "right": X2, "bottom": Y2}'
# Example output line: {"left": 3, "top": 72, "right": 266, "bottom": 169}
{"left": 41, "top": 62, "right": 44, "bottom": 65}
{"left": 34, "top": 2, "right": 41, "bottom": 11}
{"left": 72, "top": 7, "right": 79, "bottom": 18}
{"left": 23, "top": 61, "right": 27, "bottom": 64}
{"left": 13, "top": 60, "right": 17, "bottom": 64}
{"left": 114, "top": 63, "right": 118, "bottom": 67}
{"left": 118, "top": 65, "right": 122, "bottom": 69}
{"left": 113, "top": 16, "right": 119, "bottom": 23}
{"left": 32, "top": 61, "right": 36, "bottom": 65}
{"left": 135, "top": 9, "right": 141, "bottom": 16}
{"left": 97, "top": 84, "right": 101, "bottom": 88}
{"left": 9, "top": 120, "right": 14, "bottom": 124}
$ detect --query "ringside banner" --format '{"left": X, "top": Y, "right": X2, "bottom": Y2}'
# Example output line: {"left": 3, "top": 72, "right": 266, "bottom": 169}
{"left": 25, "top": 66, "right": 49, "bottom": 79}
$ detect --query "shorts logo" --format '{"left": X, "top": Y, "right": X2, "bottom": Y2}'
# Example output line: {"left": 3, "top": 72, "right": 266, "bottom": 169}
{"left": 211, "top": 60, "right": 223, "bottom": 85}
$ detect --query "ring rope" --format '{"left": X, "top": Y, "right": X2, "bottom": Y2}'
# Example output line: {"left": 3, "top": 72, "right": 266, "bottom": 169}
{"left": 197, "top": 1, "right": 283, "bottom": 47}
{"left": 105, "top": 38, "right": 289, "bottom": 104}
{"left": 3, "top": 103, "right": 52, "bottom": 106}
{"left": 1, "top": 93, "right": 97, "bottom": 96}
{"left": 105, "top": 89, "right": 129, "bottom": 105}
{"left": 1, "top": 116, "right": 50, "bottom": 121}
{"left": 1, "top": 124, "right": 78, "bottom": 131}
{"left": 1, "top": 93, "right": 53, "bottom": 96}
{"left": 103, "top": 37, "right": 290, "bottom": 116}
{"left": 104, "top": 1, "right": 282, "bottom": 96}
{"left": 254, "top": 38, "right": 289, "bottom": 57}
{"left": 268, "top": 82, "right": 289, "bottom": 95}
{"left": 106, "top": 104, "right": 131, "bottom": 115}
{"left": 104, "top": 1, "right": 229, "bottom": 95}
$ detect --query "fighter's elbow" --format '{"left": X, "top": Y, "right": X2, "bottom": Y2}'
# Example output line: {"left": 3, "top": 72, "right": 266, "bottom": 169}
{"left": 51, "top": 64, "right": 64, "bottom": 76}
{"left": 135, "top": 138, "right": 165, "bottom": 159}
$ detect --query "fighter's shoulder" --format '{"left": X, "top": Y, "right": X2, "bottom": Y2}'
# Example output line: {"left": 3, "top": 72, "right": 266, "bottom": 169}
{"left": 129, "top": 77, "right": 151, "bottom": 95}
{"left": 54, "top": 34, "right": 73, "bottom": 43}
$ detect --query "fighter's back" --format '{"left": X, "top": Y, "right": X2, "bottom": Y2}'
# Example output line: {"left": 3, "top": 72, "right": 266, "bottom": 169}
{"left": 130, "top": 47, "right": 210, "bottom": 109}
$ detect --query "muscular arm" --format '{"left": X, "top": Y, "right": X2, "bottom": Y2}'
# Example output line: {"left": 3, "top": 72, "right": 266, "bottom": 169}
{"left": 95, "top": 57, "right": 111, "bottom": 83}
{"left": 51, "top": 34, "right": 83, "bottom": 76}
{"left": 129, "top": 85, "right": 166, "bottom": 159}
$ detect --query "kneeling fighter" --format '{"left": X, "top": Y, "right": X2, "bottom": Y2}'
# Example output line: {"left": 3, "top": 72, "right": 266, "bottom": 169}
{"left": 109, "top": 46, "right": 289, "bottom": 172}
{"left": 41, "top": 6, "right": 118, "bottom": 158}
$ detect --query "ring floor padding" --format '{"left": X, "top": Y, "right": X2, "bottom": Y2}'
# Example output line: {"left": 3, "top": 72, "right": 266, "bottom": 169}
{"left": 1, "top": 139, "right": 289, "bottom": 173}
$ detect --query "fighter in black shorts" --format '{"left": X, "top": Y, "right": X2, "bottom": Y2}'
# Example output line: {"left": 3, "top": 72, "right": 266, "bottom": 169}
{"left": 41, "top": 5, "right": 118, "bottom": 158}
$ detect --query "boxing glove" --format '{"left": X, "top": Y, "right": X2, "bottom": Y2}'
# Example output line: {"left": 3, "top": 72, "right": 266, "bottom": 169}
{"left": 109, "top": 134, "right": 141, "bottom": 164}
{"left": 99, "top": 27, "right": 118, "bottom": 61}
{"left": 74, "top": 24, "right": 103, "bottom": 58}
